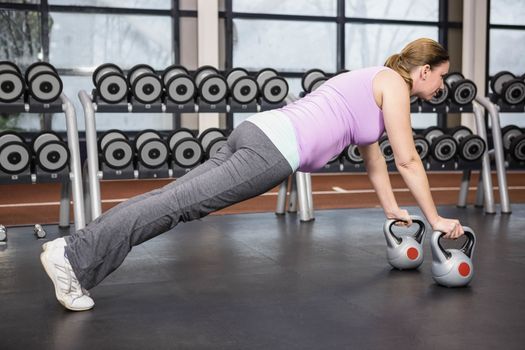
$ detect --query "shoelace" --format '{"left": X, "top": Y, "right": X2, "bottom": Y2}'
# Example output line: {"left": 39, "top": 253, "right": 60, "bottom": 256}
{"left": 54, "top": 254, "right": 84, "bottom": 298}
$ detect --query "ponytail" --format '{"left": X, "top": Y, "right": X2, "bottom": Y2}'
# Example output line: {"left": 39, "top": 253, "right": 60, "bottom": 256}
{"left": 384, "top": 53, "right": 413, "bottom": 89}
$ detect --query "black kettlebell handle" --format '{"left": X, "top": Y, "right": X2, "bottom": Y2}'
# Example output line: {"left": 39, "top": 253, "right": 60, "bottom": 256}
{"left": 387, "top": 216, "right": 426, "bottom": 244}
{"left": 460, "top": 227, "right": 476, "bottom": 258}
{"left": 436, "top": 226, "right": 476, "bottom": 259}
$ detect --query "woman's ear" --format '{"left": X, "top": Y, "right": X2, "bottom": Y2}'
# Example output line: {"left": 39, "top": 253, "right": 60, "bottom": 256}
{"left": 421, "top": 64, "right": 431, "bottom": 80}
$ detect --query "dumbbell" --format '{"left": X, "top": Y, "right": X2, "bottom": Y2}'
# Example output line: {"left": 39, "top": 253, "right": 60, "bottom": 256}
{"left": 194, "top": 66, "right": 228, "bottom": 104}
{"left": 447, "top": 126, "right": 485, "bottom": 162}
{"left": 413, "top": 135, "right": 430, "bottom": 160}
{"left": 33, "top": 224, "right": 46, "bottom": 239}
{"left": 169, "top": 129, "right": 203, "bottom": 169}
{"left": 427, "top": 83, "right": 449, "bottom": 105}
{"left": 134, "top": 129, "right": 169, "bottom": 169}
{"left": 198, "top": 128, "right": 227, "bottom": 159}
{"left": 0, "top": 224, "right": 6, "bottom": 244}
{"left": 301, "top": 69, "right": 328, "bottom": 93}
{"left": 98, "top": 130, "right": 134, "bottom": 170}
{"left": 500, "top": 125, "right": 523, "bottom": 153}
{"left": 430, "top": 134, "right": 458, "bottom": 163}
{"left": 343, "top": 144, "right": 363, "bottom": 164}
{"left": 0, "top": 130, "right": 31, "bottom": 175}
{"left": 448, "top": 126, "right": 472, "bottom": 144}
{"left": 379, "top": 136, "right": 394, "bottom": 163}
{"left": 490, "top": 71, "right": 525, "bottom": 105}
{"left": 92, "top": 63, "right": 128, "bottom": 104}
{"left": 226, "top": 68, "right": 258, "bottom": 104}
{"left": 509, "top": 134, "right": 525, "bottom": 162}
{"left": 127, "top": 64, "right": 163, "bottom": 104}
{"left": 0, "top": 61, "right": 25, "bottom": 103}
{"left": 162, "top": 65, "right": 196, "bottom": 104}
{"left": 256, "top": 68, "right": 289, "bottom": 104}
{"left": 422, "top": 126, "right": 445, "bottom": 145}
{"left": 444, "top": 72, "right": 476, "bottom": 105}
{"left": 25, "top": 62, "right": 63, "bottom": 103}
{"left": 410, "top": 95, "right": 420, "bottom": 105}
{"left": 31, "top": 131, "right": 70, "bottom": 173}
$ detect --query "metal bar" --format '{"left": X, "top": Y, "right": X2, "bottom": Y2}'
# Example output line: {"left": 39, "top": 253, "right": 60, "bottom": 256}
{"left": 296, "top": 172, "right": 314, "bottom": 222}
{"left": 288, "top": 174, "right": 298, "bottom": 213}
{"left": 275, "top": 177, "right": 289, "bottom": 215}
{"left": 48, "top": 5, "right": 171, "bottom": 16}
{"left": 304, "top": 172, "right": 315, "bottom": 220}
{"left": 457, "top": 169, "right": 470, "bottom": 207}
{"left": 475, "top": 96, "right": 511, "bottom": 213}
{"left": 59, "top": 177, "right": 71, "bottom": 228}
{"left": 336, "top": 0, "right": 345, "bottom": 71}
{"left": 475, "top": 171, "right": 484, "bottom": 207}
{"left": 60, "top": 93, "right": 86, "bottom": 229}
{"left": 473, "top": 102, "right": 496, "bottom": 214}
{"left": 78, "top": 90, "right": 102, "bottom": 220}
{"left": 82, "top": 161, "right": 92, "bottom": 224}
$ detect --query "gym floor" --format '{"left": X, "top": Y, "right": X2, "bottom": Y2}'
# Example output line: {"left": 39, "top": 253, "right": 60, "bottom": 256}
{"left": 1, "top": 204, "right": 524, "bottom": 349}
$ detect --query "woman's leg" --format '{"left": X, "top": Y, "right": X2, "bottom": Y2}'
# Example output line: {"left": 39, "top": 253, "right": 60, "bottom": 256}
{"left": 89, "top": 142, "right": 235, "bottom": 225}
{"left": 65, "top": 122, "right": 293, "bottom": 289}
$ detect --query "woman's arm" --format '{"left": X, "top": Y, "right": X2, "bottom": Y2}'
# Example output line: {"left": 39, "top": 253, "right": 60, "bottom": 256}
{"left": 378, "top": 71, "right": 463, "bottom": 238}
{"left": 358, "top": 142, "right": 411, "bottom": 224}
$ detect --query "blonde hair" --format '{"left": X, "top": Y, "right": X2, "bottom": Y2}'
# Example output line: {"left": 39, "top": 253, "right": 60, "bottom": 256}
{"left": 384, "top": 38, "right": 449, "bottom": 89}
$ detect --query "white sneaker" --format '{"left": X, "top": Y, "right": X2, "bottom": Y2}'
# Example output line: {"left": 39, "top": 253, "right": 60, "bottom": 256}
{"left": 42, "top": 237, "right": 67, "bottom": 251}
{"left": 40, "top": 245, "right": 94, "bottom": 311}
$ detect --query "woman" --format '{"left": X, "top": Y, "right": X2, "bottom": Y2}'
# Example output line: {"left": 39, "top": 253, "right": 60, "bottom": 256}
{"left": 41, "top": 38, "right": 465, "bottom": 311}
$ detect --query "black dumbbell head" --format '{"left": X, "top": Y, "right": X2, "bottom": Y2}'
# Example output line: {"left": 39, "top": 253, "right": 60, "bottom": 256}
{"left": 491, "top": 71, "right": 515, "bottom": 95}
{"left": 137, "top": 138, "right": 169, "bottom": 169}
{"left": 36, "top": 140, "right": 70, "bottom": 173}
{"left": 93, "top": 63, "right": 124, "bottom": 86}
{"left": 172, "top": 137, "right": 203, "bottom": 168}
{"left": 102, "top": 138, "right": 133, "bottom": 169}
{"left": 0, "top": 70, "right": 25, "bottom": 103}
{"left": 230, "top": 76, "right": 258, "bottom": 104}
{"left": 302, "top": 69, "right": 326, "bottom": 92}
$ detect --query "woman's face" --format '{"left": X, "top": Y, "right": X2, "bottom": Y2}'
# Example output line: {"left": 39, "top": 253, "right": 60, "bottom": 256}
{"left": 417, "top": 61, "right": 450, "bottom": 101}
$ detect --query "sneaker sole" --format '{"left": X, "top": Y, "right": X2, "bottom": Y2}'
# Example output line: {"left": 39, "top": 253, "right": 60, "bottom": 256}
{"left": 40, "top": 250, "right": 93, "bottom": 312}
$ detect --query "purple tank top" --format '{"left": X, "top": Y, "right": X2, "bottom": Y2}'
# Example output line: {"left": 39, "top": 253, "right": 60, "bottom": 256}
{"left": 281, "top": 66, "right": 388, "bottom": 172}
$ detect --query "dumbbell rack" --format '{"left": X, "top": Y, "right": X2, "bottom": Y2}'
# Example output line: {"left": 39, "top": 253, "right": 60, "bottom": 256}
{"left": 414, "top": 100, "right": 500, "bottom": 214}
{"left": 474, "top": 95, "right": 525, "bottom": 214}
{"left": 79, "top": 89, "right": 316, "bottom": 222}
{"left": 0, "top": 94, "right": 86, "bottom": 231}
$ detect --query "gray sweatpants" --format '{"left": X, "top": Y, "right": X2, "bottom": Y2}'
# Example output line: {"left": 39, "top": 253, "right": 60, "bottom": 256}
{"left": 65, "top": 121, "right": 294, "bottom": 289}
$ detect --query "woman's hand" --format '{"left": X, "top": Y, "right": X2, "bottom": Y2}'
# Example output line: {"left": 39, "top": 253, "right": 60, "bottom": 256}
{"left": 386, "top": 208, "right": 412, "bottom": 227}
{"left": 432, "top": 216, "right": 464, "bottom": 239}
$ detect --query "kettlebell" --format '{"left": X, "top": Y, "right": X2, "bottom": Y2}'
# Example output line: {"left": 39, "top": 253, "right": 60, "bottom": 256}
{"left": 430, "top": 227, "right": 476, "bottom": 287}
{"left": 383, "top": 215, "right": 426, "bottom": 270}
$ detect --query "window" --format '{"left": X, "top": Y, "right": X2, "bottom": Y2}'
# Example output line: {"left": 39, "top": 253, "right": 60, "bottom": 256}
{"left": 228, "top": 0, "right": 445, "bottom": 129}
{"left": 0, "top": 1, "right": 184, "bottom": 132}
{"left": 488, "top": 0, "right": 525, "bottom": 127}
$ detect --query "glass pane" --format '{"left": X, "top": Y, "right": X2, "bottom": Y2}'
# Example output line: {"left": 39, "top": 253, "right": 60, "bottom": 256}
{"left": 2, "top": 0, "right": 39, "bottom": 3}
{"left": 498, "top": 114, "right": 525, "bottom": 128}
{"left": 233, "top": 0, "right": 337, "bottom": 16}
{"left": 346, "top": 0, "right": 438, "bottom": 21}
{"left": 410, "top": 113, "right": 437, "bottom": 130}
{"left": 490, "top": 0, "right": 525, "bottom": 25}
{"left": 489, "top": 29, "right": 525, "bottom": 76}
{"left": 233, "top": 19, "right": 337, "bottom": 72}
{"left": 48, "top": 0, "right": 170, "bottom": 10}
{"left": 1, "top": 113, "right": 42, "bottom": 132}
{"left": 49, "top": 13, "right": 172, "bottom": 70}
{"left": 345, "top": 24, "right": 438, "bottom": 69}
{"left": 51, "top": 76, "right": 173, "bottom": 131}
{"left": 0, "top": 10, "right": 42, "bottom": 66}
